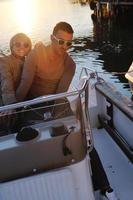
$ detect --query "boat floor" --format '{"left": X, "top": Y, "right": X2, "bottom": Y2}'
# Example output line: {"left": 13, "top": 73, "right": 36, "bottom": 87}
{"left": 93, "top": 128, "right": 133, "bottom": 200}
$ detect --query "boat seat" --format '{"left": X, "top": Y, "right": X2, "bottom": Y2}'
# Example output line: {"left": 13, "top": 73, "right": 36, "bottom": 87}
{"left": 0, "top": 116, "right": 87, "bottom": 182}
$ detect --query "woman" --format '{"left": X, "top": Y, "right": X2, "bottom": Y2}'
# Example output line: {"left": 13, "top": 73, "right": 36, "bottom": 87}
{"left": 0, "top": 33, "right": 32, "bottom": 132}
{"left": 0, "top": 33, "right": 32, "bottom": 105}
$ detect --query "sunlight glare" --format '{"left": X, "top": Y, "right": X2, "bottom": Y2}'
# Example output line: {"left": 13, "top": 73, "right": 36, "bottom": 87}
{"left": 14, "top": 0, "right": 36, "bottom": 34}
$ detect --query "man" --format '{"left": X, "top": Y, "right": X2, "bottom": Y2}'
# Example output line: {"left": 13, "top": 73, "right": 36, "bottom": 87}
{"left": 4, "top": 23, "right": 117, "bottom": 199}
{"left": 16, "top": 22, "right": 76, "bottom": 101}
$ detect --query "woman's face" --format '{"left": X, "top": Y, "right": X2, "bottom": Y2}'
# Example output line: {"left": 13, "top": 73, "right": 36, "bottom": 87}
{"left": 12, "top": 38, "right": 31, "bottom": 59}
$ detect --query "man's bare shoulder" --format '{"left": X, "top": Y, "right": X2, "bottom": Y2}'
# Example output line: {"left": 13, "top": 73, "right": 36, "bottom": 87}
{"left": 31, "top": 42, "right": 48, "bottom": 63}
{"left": 25, "top": 43, "right": 45, "bottom": 60}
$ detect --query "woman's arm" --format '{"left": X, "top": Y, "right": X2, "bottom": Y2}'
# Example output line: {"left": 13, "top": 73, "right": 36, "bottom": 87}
{"left": 0, "top": 62, "right": 16, "bottom": 105}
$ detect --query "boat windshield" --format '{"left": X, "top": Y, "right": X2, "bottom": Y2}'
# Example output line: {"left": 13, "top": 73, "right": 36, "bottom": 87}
{"left": 0, "top": 79, "right": 90, "bottom": 140}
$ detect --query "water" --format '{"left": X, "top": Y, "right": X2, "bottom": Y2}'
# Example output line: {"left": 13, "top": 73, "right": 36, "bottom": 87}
{"left": 0, "top": 0, "right": 133, "bottom": 97}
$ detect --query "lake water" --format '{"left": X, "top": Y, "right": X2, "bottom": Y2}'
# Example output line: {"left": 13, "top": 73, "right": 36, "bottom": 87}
{"left": 0, "top": 0, "right": 133, "bottom": 97}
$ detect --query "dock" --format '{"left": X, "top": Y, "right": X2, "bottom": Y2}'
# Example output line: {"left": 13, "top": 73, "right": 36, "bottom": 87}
{"left": 89, "top": 0, "right": 133, "bottom": 24}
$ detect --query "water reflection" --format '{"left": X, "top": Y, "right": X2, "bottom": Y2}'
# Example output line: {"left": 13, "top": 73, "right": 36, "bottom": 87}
{"left": 0, "top": 0, "right": 133, "bottom": 97}
{"left": 93, "top": 19, "right": 133, "bottom": 95}
{"left": 69, "top": 16, "right": 133, "bottom": 96}
{"left": 91, "top": 20, "right": 133, "bottom": 85}
{"left": 0, "top": 1, "right": 93, "bottom": 47}
{"left": 13, "top": 0, "right": 36, "bottom": 34}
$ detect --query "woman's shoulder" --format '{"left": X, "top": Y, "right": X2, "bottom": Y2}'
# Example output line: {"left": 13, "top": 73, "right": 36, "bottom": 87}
{"left": 0, "top": 55, "right": 11, "bottom": 67}
{"left": 0, "top": 54, "right": 17, "bottom": 61}
{"left": 0, "top": 55, "right": 24, "bottom": 75}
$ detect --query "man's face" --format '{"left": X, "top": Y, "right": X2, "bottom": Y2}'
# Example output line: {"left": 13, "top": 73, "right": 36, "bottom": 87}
{"left": 51, "top": 30, "right": 73, "bottom": 56}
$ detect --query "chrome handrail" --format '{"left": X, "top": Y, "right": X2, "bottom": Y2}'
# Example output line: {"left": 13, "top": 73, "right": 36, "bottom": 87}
{"left": 0, "top": 78, "right": 89, "bottom": 112}
{"left": 0, "top": 73, "right": 93, "bottom": 150}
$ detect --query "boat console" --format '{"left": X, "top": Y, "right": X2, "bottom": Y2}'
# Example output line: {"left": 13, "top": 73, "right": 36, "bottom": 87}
{"left": 0, "top": 86, "right": 91, "bottom": 183}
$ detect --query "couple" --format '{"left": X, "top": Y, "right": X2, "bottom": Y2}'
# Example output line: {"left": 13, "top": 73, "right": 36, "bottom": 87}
{"left": 0, "top": 21, "right": 117, "bottom": 200}
{"left": 0, "top": 21, "right": 75, "bottom": 107}
{"left": 0, "top": 21, "right": 75, "bottom": 126}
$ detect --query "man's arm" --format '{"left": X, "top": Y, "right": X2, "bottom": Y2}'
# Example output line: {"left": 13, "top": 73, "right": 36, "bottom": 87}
{"left": 52, "top": 56, "right": 76, "bottom": 119}
{"left": 56, "top": 55, "right": 76, "bottom": 93}
{"left": 16, "top": 50, "right": 37, "bottom": 102}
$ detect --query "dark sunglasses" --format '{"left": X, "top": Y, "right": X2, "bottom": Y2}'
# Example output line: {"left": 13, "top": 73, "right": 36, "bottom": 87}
{"left": 53, "top": 35, "right": 72, "bottom": 47}
{"left": 14, "top": 42, "right": 30, "bottom": 48}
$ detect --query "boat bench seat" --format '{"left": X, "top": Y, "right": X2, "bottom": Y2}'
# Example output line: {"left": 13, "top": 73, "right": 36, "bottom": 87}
{"left": 0, "top": 116, "right": 87, "bottom": 182}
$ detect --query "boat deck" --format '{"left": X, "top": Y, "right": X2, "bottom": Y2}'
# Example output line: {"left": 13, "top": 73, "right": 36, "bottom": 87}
{"left": 93, "top": 128, "right": 133, "bottom": 200}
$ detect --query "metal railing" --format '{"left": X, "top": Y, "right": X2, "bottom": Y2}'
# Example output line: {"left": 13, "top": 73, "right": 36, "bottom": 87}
{"left": 0, "top": 79, "right": 89, "bottom": 112}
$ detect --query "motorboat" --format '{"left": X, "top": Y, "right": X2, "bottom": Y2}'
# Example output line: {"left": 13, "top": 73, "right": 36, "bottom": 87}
{"left": 0, "top": 67, "right": 133, "bottom": 200}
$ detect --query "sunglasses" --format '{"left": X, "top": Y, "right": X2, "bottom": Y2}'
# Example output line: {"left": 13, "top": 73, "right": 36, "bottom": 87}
{"left": 14, "top": 42, "right": 30, "bottom": 48}
{"left": 53, "top": 35, "right": 72, "bottom": 47}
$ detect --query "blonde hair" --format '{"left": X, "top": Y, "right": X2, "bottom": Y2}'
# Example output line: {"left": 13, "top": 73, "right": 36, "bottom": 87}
{"left": 10, "top": 33, "right": 32, "bottom": 53}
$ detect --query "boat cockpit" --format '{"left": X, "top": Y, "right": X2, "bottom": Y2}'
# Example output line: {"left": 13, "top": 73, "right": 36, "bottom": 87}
{"left": 0, "top": 79, "right": 95, "bottom": 200}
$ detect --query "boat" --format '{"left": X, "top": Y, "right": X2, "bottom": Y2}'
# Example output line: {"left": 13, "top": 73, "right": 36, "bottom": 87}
{"left": 0, "top": 67, "right": 133, "bottom": 199}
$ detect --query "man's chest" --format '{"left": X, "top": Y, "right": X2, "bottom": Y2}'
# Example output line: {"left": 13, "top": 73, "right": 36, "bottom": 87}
{"left": 36, "top": 58, "right": 65, "bottom": 80}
